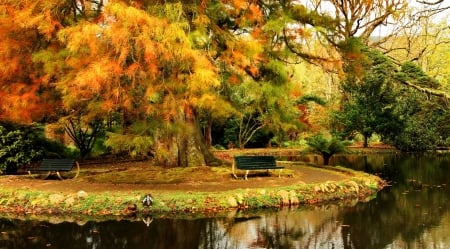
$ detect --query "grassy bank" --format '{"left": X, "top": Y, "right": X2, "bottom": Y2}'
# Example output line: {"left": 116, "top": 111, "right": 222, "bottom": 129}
{"left": 0, "top": 164, "right": 386, "bottom": 220}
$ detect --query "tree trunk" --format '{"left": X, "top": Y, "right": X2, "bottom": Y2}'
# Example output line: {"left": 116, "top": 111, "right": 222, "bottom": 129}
{"left": 177, "top": 135, "right": 189, "bottom": 167}
{"left": 322, "top": 153, "right": 332, "bottom": 166}
{"left": 192, "top": 114, "right": 222, "bottom": 166}
{"left": 363, "top": 135, "right": 369, "bottom": 148}
{"left": 204, "top": 119, "right": 213, "bottom": 147}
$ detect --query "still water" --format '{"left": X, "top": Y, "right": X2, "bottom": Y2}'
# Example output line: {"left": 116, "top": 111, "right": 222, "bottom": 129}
{"left": 0, "top": 153, "right": 449, "bottom": 249}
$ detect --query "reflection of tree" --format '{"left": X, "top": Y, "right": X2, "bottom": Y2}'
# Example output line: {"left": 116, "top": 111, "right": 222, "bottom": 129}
{"left": 342, "top": 154, "right": 450, "bottom": 248}
{"left": 0, "top": 218, "right": 211, "bottom": 249}
{"left": 231, "top": 207, "right": 346, "bottom": 249}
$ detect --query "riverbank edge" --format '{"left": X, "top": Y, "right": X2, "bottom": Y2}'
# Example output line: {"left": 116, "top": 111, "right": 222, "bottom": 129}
{"left": 0, "top": 166, "right": 387, "bottom": 222}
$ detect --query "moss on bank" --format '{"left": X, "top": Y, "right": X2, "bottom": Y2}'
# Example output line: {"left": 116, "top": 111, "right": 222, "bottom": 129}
{"left": 0, "top": 166, "right": 386, "bottom": 219}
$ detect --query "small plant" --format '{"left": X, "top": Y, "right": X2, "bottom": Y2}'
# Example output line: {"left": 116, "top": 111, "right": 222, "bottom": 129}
{"left": 305, "top": 134, "right": 351, "bottom": 165}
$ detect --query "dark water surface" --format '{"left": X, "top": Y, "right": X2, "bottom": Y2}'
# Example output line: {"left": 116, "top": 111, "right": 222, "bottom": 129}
{"left": 1, "top": 153, "right": 449, "bottom": 249}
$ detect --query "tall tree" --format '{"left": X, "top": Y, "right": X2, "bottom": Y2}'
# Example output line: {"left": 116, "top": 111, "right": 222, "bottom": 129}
{"left": 334, "top": 47, "right": 404, "bottom": 147}
{"left": 45, "top": 2, "right": 221, "bottom": 166}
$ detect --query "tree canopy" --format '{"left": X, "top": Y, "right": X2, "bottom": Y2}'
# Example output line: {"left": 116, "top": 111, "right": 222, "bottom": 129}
{"left": 1, "top": 0, "right": 449, "bottom": 165}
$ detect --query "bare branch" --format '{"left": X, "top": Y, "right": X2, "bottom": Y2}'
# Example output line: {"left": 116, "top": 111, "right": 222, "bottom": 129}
{"left": 416, "top": 0, "right": 444, "bottom": 5}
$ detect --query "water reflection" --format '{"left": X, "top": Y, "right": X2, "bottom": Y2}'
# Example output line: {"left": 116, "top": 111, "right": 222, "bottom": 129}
{"left": 0, "top": 154, "right": 449, "bottom": 249}
{"left": 0, "top": 206, "right": 355, "bottom": 249}
{"left": 335, "top": 153, "right": 450, "bottom": 249}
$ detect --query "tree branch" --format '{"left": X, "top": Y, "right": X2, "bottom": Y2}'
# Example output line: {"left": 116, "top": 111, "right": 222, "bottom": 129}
{"left": 396, "top": 77, "right": 450, "bottom": 100}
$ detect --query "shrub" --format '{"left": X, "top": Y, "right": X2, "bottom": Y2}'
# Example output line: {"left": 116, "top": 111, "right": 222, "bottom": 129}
{"left": 305, "top": 134, "right": 351, "bottom": 165}
{"left": 0, "top": 123, "right": 67, "bottom": 174}
{"left": 0, "top": 125, "right": 41, "bottom": 174}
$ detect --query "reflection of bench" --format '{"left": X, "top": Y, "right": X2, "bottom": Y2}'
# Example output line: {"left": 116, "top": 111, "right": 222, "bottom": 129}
{"left": 28, "top": 159, "right": 80, "bottom": 180}
{"left": 232, "top": 156, "right": 284, "bottom": 180}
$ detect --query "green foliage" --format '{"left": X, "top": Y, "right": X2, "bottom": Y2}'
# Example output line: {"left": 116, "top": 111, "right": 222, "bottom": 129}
{"left": 386, "top": 96, "right": 450, "bottom": 151}
{"left": 221, "top": 117, "right": 274, "bottom": 149}
{"left": 290, "top": 5, "right": 338, "bottom": 31}
{"left": 260, "top": 60, "right": 289, "bottom": 85}
{"left": 400, "top": 62, "right": 440, "bottom": 89}
{"left": 333, "top": 48, "right": 404, "bottom": 147}
{"left": 104, "top": 132, "right": 154, "bottom": 158}
{"left": 226, "top": 78, "right": 301, "bottom": 149}
{"left": 390, "top": 118, "right": 438, "bottom": 151}
{"left": 296, "top": 94, "right": 326, "bottom": 106}
{"left": 0, "top": 123, "right": 66, "bottom": 174}
{"left": 305, "top": 134, "right": 351, "bottom": 165}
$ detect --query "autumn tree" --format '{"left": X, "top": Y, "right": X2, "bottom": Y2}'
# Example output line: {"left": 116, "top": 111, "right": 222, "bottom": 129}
{"left": 0, "top": 0, "right": 112, "bottom": 158}
{"left": 0, "top": 0, "right": 71, "bottom": 123}
{"left": 37, "top": 2, "right": 221, "bottom": 166}
{"left": 227, "top": 77, "right": 301, "bottom": 149}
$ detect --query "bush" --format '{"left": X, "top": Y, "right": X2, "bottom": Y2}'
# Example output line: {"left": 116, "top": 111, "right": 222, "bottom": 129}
{"left": 0, "top": 123, "right": 67, "bottom": 174}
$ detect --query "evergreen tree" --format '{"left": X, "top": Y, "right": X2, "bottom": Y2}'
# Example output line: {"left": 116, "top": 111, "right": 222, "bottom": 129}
{"left": 334, "top": 47, "right": 404, "bottom": 147}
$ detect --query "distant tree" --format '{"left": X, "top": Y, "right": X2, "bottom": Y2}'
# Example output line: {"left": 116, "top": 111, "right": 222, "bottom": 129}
{"left": 228, "top": 75, "right": 301, "bottom": 149}
{"left": 64, "top": 116, "right": 104, "bottom": 159}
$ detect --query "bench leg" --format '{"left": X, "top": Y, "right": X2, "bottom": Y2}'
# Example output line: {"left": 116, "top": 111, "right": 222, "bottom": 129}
{"left": 245, "top": 170, "right": 249, "bottom": 180}
{"left": 56, "top": 162, "right": 80, "bottom": 180}
{"left": 73, "top": 161, "right": 80, "bottom": 179}
{"left": 56, "top": 171, "right": 65, "bottom": 180}
{"left": 232, "top": 162, "right": 239, "bottom": 179}
{"left": 28, "top": 170, "right": 51, "bottom": 179}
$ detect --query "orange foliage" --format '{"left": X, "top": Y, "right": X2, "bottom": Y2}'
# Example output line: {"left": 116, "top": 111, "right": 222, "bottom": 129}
{"left": 0, "top": 0, "right": 69, "bottom": 123}
{"left": 228, "top": 74, "right": 242, "bottom": 85}
{"left": 246, "top": 4, "right": 263, "bottom": 22}
{"left": 247, "top": 65, "right": 259, "bottom": 77}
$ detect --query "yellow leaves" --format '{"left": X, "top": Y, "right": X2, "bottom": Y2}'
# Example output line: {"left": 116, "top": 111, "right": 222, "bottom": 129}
{"left": 193, "top": 14, "right": 210, "bottom": 27}
{"left": 221, "top": 38, "right": 264, "bottom": 76}
{"left": 47, "top": 2, "right": 225, "bottom": 126}
{"left": 58, "top": 22, "right": 102, "bottom": 55}
{"left": 71, "top": 60, "right": 111, "bottom": 92}
{"left": 187, "top": 52, "right": 220, "bottom": 92}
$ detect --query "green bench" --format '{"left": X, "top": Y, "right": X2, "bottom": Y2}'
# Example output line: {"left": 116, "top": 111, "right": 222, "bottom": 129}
{"left": 28, "top": 158, "right": 80, "bottom": 180}
{"left": 232, "top": 156, "right": 284, "bottom": 180}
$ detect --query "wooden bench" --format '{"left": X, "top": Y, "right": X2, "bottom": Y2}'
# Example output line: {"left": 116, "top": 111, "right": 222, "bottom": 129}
{"left": 232, "top": 156, "right": 284, "bottom": 180}
{"left": 28, "top": 158, "right": 80, "bottom": 180}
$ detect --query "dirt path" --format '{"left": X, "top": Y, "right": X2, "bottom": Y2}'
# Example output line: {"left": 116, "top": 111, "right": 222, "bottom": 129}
{"left": 0, "top": 163, "right": 350, "bottom": 194}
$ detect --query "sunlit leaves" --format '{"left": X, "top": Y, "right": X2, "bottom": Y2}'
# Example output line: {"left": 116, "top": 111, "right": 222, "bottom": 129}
{"left": 0, "top": 0, "right": 79, "bottom": 122}
{"left": 47, "top": 0, "right": 222, "bottom": 149}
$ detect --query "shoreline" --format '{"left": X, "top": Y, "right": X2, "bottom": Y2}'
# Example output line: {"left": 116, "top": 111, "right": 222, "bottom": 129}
{"left": 0, "top": 166, "right": 387, "bottom": 221}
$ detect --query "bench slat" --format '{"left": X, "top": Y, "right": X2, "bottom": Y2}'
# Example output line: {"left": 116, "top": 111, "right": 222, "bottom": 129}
{"left": 35, "top": 159, "right": 76, "bottom": 172}
{"left": 233, "top": 156, "right": 284, "bottom": 179}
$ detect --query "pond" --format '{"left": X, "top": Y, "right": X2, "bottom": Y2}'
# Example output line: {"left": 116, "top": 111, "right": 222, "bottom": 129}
{"left": 0, "top": 153, "right": 449, "bottom": 249}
